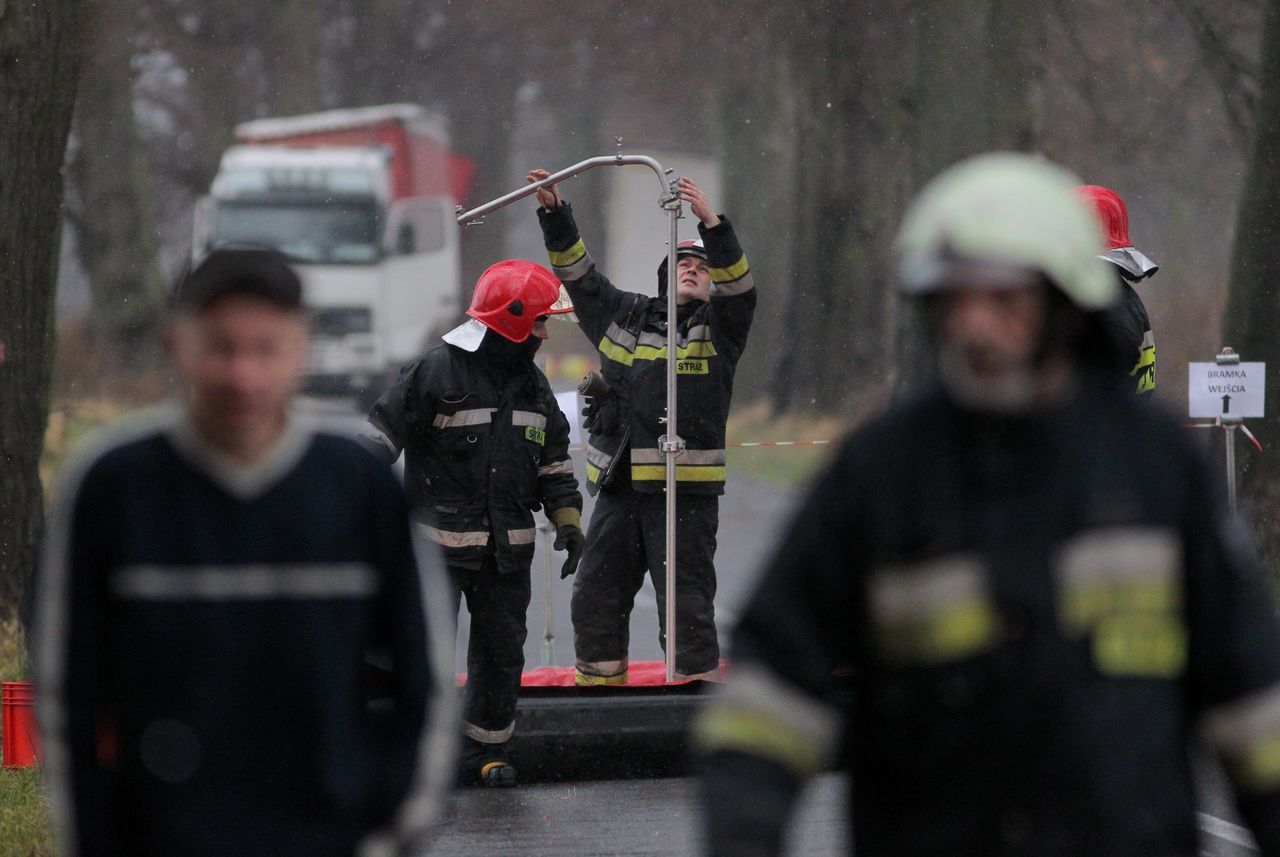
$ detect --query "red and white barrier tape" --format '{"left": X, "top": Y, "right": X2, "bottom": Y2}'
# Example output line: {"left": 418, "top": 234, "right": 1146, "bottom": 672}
{"left": 1187, "top": 421, "right": 1263, "bottom": 451}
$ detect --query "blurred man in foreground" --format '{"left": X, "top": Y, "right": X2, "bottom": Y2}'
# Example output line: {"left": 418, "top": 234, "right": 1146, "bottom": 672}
{"left": 35, "top": 247, "right": 454, "bottom": 857}
{"left": 364, "top": 260, "right": 584, "bottom": 787}
{"left": 698, "top": 153, "right": 1280, "bottom": 857}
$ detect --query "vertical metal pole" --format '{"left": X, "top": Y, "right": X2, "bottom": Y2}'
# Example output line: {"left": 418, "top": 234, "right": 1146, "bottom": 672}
{"left": 1225, "top": 424, "right": 1238, "bottom": 514}
{"left": 1217, "top": 347, "right": 1242, "bottom": 516}
{"left": 542, "top": 525, "right": 555, "bottom": 667}
{"left": 663, "top": 194, "right": 680, "bottom": 684}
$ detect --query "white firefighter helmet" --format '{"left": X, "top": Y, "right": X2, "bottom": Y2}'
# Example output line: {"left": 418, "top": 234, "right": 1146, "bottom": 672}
{"left": 895, "top": 153, "right": 1117, "bottom": 311}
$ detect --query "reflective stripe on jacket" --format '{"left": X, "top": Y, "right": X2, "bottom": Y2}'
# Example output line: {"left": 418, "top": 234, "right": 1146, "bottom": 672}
{"left": 366, "top": 343, "right": 581, "bottom": 573}
{"left": 539, "top": 202, "right": 756, "bottom": 496}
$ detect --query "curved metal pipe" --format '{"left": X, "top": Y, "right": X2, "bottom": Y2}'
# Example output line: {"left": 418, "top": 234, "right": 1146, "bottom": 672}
{"left": 455, "top": 154, "right": 670, "bottom": 225}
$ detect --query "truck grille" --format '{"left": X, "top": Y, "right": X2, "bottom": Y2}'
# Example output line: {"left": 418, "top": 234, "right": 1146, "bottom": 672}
{"left": 311, "top": 306, "right": 372, "bottom": 337}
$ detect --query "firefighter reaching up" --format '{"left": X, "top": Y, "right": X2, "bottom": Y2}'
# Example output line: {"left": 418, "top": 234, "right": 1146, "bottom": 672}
{"left": 698, "top": 153, "right": 1280, "bottom": 857}
{"left": 363, "top": 260, "right": 584, "bottom": 788}
{"left": 526, "top": 167, "right": 756, "bottom": 686}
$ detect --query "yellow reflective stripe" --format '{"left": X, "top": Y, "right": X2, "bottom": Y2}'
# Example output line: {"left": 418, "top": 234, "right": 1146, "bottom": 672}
{"left": 575, "top": 668, "right": 628, "bottom": 686}
{"left": 693, "top": 707, "right": 825, "bottom": 776}
{"left": 1134, "top": 345, "right": 1156, "bottom": 393}
{"left": 709, "top": 253, "right": 749, "bottom": 283}
{"left": 586, "top": 462, "right": 602, "bottom": 483}
{"left": 874, "top": 597, "right": 1001, "bottom": 664}
{"left": 1206, "top": 683, "right": 1280, "bottom": 792}
{"left": 598, "top": 336, "right": 636, "bottom": 366}
{"left": 1091, "top": 613, "right": 1186, "bottom": 677}
{"left": 631, "top": 465, "right": 727, "bottom": 482}
{"left": 598, "top": 335, "right": 718, "bottom": 367}
{"left": 1232, "top": 735, "right": 1280, "bottom": 793}
{"left": 548, "top": 238, "right": 587, "bottom": 268}
{"left": 585, "top": 444, "right": 613, "bottom": 469}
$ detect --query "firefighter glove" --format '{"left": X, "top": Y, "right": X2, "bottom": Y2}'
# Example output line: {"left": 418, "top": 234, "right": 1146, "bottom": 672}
{"left": 581, "top": 395, "right": 620, "bottom": 436}
{"left": 554, "top": 523, "right": 586, "bottom": 579}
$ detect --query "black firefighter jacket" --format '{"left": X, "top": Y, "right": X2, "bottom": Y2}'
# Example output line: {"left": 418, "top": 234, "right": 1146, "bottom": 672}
{"left": 538, "top": 202, "right": 755, "bottom": 496}
{"left": 366, "top": 340, "right": 582, "bottom": 574}
{"left": 699, "top": 376, "right": 1280, "bottom": 857}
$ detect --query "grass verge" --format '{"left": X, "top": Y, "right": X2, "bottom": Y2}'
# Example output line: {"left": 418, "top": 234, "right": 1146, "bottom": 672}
{"left": 0, "top": 768, "right": 54, "bottom": 857}
{"left": 0, "top": 621, "right": 53, "bottom": 857}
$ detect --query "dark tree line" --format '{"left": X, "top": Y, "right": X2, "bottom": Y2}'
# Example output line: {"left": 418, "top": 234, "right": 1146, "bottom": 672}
{"left": 7, "top": 0, "right": 1280, "bottom": 617}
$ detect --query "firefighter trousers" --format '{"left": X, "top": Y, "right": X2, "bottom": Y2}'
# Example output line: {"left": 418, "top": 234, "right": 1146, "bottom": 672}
{"left": 448, "top": 552, "right": 531, "bottom": 744}
{"left": 571, "top": 483, "right": 720, "bottom": 678}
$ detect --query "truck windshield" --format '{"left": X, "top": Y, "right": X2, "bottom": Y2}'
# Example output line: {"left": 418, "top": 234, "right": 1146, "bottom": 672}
{"left": 213, "top": 199, "right": 382, "bottom": 265}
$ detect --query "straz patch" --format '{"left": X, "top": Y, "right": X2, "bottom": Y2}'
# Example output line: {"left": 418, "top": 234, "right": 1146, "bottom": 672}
{"left": 1055, "top": 528, "right": 1185, "bottom": 678}
{"left": 677, "top": 359, "right": 709, "bottom": 375}
{"left": 524, "top": 425, "right": 546, "bottom": 445}
{"left": 869, "top": 556, "right": 1000, "bottom": 664}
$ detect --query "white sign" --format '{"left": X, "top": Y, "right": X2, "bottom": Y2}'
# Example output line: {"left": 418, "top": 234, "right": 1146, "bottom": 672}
{"left": 1188, "top": 362, "right": 1266, "bottom": 418}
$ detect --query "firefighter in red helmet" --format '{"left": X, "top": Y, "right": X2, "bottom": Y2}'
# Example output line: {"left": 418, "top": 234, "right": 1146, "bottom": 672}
{"left": 1076, "top": 184, "right": 1159, "bottom": 396}
{"left": 363, "top": 260, "right": 584, "bottom": 787}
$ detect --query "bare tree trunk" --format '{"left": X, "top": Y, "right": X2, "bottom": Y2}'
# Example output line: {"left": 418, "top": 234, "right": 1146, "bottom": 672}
{"left": 71, "top": 0, "right": 165, "bottom": 374}
{"left": 0, "top": 0, "right": 82, "bottom": 622}
{"left": 896, "top": 0, "right": 1048, "bottom": 394}
{"left": 715, "top": 22, "right": 797, "bottom": 405}
{"left": 766, "top": 0, "right": 913, "bottom": 413}
{"left": 264, "top": 0, "right": 322, "bottom": 116}
{"left": 1222, "top": 0, "right": 1280, "bottom": 578}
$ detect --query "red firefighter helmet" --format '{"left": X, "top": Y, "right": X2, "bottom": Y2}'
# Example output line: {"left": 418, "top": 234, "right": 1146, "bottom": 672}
{"left": 1075, "top": 185, "right": 1131, "bottom": 250}
{"left": 1075, "top": 184, "right": 1159, "bottom": 281}
{"left": 466, "top": 260, "right": 573, "bottom": 342}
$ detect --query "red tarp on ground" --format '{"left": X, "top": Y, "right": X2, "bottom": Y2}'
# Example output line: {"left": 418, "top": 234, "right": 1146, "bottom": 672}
{"left": 456, "top": 660, "right": 726, "bottom": 688}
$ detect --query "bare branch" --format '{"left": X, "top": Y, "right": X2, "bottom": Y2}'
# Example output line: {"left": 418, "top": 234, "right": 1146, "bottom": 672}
{"left": 1168, "top": 0, "right": 1259, "bottom": 137}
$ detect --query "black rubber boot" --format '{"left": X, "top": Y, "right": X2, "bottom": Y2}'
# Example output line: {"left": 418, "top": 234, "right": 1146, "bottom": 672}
{"left": 460, "top": 737, "right": 518, "bottom": 788}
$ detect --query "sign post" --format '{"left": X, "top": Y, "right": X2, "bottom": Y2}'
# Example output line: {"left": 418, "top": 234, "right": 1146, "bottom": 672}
{"left": 1187, "top": 348, "right": 1266, "bottom": 513}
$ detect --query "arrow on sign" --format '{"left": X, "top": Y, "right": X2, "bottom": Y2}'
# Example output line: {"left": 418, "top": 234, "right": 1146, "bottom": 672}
{"left": 1223, "top": 394, "right": 1232, "bottom": 414}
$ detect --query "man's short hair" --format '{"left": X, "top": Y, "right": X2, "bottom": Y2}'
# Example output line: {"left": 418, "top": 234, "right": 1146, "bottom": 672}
{"left": 173, "top": 247, "right": 303, "bottom": 313}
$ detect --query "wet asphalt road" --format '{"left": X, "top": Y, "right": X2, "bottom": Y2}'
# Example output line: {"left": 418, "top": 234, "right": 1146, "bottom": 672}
{"left": 423, "top": 774, "right": 848, "bottom": 857}
{"left": 422, "top": 770, "right": 1259, "bottom": 857}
